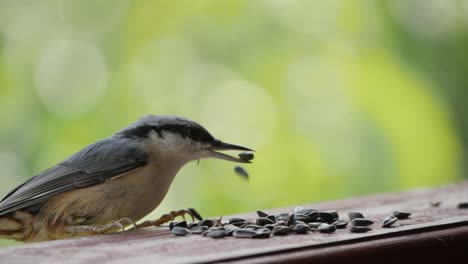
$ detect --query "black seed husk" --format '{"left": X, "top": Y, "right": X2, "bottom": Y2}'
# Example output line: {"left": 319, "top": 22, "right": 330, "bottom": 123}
{"left": 293, "top": 224, "right": 310, "bottom": 234}
{"left": 308, "top": 222, "right": 322, "bottom": 229}
{"left": 348, "top": 212, "right": 364, "bottom": 220}
{"left": 188, "top": 208, "right": 203, "bottom": 221}
{"left": 332, "top": 219, "right": 348, "bottom": 229}
{"left": 382, "top": 215, "right": 398, "bottom": 228}
{"left": 233, "top": 228, "right": 257, "bottom": 238}
{"left": 198, "top": 219, "right": 215, "bottom": 227}
{"left": 256, "top": 217, "right": 275, "bottom": 226}
{"left": 190, "top": 226, "right": 209, "bottom": 234}
{"left": 171, "top": 226, "right": 190, "bottom": 236}
{"left": 351, "top": 218, "right": 374, "bottom": 226}
{"left": 393, "top": 211, "right": 411, "bottom": 219}
{"left": 234, "top": 166, "right": 249, "bottom": 178}
{"left": 317, "top": 223, "right": 336, "bottom": 233}
{"left": 228, "top": 218, "right": 246, "bottom": 224}
{"left": 238, "top": 152, "right": 254, "bottom": 161}
{"left": 272, "top": 226, "right": 291, "bottom": 236}
{"left": 252, "top": 228, "right": 271, "bottom": 238}
{"left": 457, "top": 202, "right": 468, "bottom": 209}
{"left": 257, "top": 210, "right": 268, "bottom": 217}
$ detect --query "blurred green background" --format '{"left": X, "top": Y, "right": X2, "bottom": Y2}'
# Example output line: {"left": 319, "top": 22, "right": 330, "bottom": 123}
{"left": 0, "top": 0, "right": 467, "bottom": 246}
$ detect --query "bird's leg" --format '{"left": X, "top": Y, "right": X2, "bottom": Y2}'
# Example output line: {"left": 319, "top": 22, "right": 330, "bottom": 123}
{"left": 135, "top": 208, "right": 203, "bottom": 229}
{"left": 65, "top": 217, "right": 138, "bottom": 236}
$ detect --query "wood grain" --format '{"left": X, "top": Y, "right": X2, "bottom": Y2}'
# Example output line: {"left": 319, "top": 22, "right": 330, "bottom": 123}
{"left": 0, "top": 182, "right": 467, "bottom": 264}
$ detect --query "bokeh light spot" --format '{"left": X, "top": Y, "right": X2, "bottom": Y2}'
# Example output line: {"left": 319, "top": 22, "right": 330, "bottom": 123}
{"left": 202, "top": 79, "right": 277, "bottom": 148}
{"left": 34, "top": 37, "right": 108, "bottom": 118}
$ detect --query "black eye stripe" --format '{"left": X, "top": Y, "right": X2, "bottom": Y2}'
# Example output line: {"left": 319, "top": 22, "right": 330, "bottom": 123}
{"left": 118, "top": 123, "right": 215, "bottom": 143}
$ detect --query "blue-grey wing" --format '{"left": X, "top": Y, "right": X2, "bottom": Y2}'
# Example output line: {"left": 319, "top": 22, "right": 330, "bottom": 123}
{"left": 0, "top": 138, "right": 149, "bottom": 216}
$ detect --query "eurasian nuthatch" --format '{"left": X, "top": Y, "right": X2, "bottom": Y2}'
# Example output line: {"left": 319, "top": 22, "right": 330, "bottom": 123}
{"left": 0, "top": 115, "right": 253, "bottom": 242}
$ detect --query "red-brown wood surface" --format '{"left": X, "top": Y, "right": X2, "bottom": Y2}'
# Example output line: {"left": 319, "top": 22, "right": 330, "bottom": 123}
{"left": 1, "top": 182, "right": 468, "bottom": 264}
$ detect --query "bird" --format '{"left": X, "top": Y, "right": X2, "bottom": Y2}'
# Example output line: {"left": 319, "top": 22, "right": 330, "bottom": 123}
{"left": 0, "top": 115, "right": 253, "bottom": 242}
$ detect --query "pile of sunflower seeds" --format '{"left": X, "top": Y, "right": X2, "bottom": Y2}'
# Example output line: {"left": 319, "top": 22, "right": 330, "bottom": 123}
{"left": 169, "top": 207, "right": 412, "bottom": 239}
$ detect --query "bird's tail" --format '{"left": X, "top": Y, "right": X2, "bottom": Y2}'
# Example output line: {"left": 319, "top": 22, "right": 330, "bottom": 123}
{"left": 0, "top": 211, "right": 34, "bottom": 241}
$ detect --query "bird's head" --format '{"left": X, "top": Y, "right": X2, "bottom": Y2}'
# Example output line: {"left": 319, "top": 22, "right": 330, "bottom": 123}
{"left": 116, "top": 115, "right": 253, "bottom": 163}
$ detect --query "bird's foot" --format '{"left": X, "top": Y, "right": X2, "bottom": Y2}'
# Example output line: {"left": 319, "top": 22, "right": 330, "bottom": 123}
{"left": 65, "top": 217, "right": 138, "bottom": 235}
{"left": 136, "top": 208, "right": 203, "bottom": 229}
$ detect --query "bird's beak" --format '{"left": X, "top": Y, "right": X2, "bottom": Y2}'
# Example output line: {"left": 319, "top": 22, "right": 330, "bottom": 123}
{"left": 209, "top": 139, "right": 254, "bottom": 163}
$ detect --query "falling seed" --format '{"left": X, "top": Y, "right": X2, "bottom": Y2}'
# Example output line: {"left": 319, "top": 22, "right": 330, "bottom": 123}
{"left": 393, "top": 211, "right": 411, "bottom": 219}
{"left": 430, "top": 201, "right": 442, "bottom": 207}
{"left": 238, "top": 152, "right": 254, "bottom": 161}
{"left": 382, "top": 215, "right": 398, "bottom": 228}
{"left": 234, "top": 166, "right": 249, "bottom": 178}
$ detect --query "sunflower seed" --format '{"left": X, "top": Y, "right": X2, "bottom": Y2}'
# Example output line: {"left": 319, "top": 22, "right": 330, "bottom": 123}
{"left": 318, "top": 212, "right": 335, "bottom": 223}
{"left": 205, "top": 229, "right": 227, "bottom": 238}
{"left": 234, "top": 166, "right": 249, "bottom": 178}
{"left": 351, "top": 218, "right": 374, "bottom": 226}
{"left": 382, "top": 215, "right": 398, "bottom": 228}
{"left": 198, "top": 219, "right": 215, "bottom": 227}
{"left": 257, "top": 210, "right": 268, "bottom": 217}
{"left": 457, "top": 202, "right": 468, "bottom": 209}
{"left": 244, "top": 224, "right": 264, "bottom": 230}
{"left": 188, "top": 208, "right": 203, "bottom": 220}
{"left": 317, "top": 223, "right": 336, "bottom": 233}
{"left": 286, "top": 214, "right": 296, "bottom": 226}
{"left": 266, "top": 215, "right": 277, "bottom": 222}
{"left": 238, "top": 152, "right": 254, "bottom": 161}
{"left": 272, "top": 226, "right": 291, "bottom": 236}
{"left": 293, "top": 223, "right": 310, "bottom": 234}
{"left": 224, "top": 224, "right": 240, "bottom": 235}
{"left": 171, "top": 226, "right": 190, "bottom": 236}
{"left": 252, "top": 228, "right": 271, "bottom": 238}
{"left": 170, "top": 221, "right": 187, "bottom": 229}
{"left": 332, "top": 219, "right": 348, "bottom": 229}
{"left": 308, "top": 222, "right": 322, "bottom": 229}
{"left": 190, "top": 226, "right": 209, "bottom": 234}
{"left": 256, "top": 217, "right": 275, "bottom": 226}
{"left": 228, "top": 218, "right": 246, "bottom": 224}
{"left": 348, "top": 212, "right": 364, "bottom": 220}
{"left": 233, "top": 228, "right": 257, "bottom": 238}
{"left": 293, "top": 207, "right": 304, "bottom": 214}
{"left": 277, "top": 220, "right": 287, "bottom": 226}
{"left": 294, "top": 214, "right": 309, "bottom": 223}
{"left": 393, "top": 211, "right": 411, "bottom": 219}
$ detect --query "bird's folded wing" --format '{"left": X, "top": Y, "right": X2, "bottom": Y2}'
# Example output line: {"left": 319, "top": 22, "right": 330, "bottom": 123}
{"left": 0, "top": 138, "right": 149, "bottom": 216}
